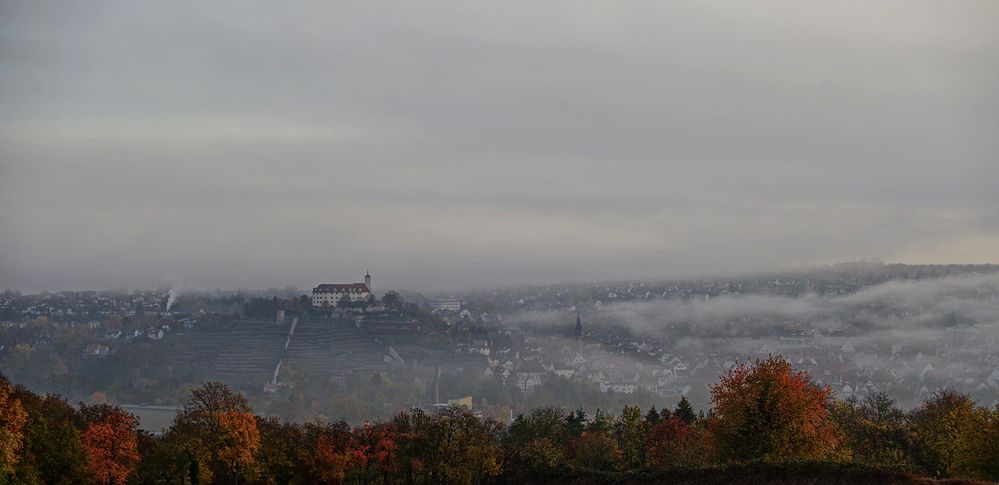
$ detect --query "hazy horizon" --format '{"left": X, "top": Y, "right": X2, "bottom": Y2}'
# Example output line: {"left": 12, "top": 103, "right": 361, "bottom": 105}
{"left": 2, "top": 1, "right": 997, "bottom": 291}
{"left": 3, "top": 260, "right": 997, "bottom": 296}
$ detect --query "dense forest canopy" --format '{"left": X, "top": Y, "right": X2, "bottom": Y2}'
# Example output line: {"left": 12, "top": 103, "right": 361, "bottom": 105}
{"left": 2, "top": 356, "right": 998, "bottom": 484}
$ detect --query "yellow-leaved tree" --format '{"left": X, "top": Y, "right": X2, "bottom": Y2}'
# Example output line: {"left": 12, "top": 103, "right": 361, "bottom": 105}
{"left": 173, "top": 382, "right": 260, "bottom": 484}
{"left": 0, "top": 376, "right": 28, "bottom": 479}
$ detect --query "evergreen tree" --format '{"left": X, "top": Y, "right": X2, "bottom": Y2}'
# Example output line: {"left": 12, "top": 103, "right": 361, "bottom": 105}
{"left": 644, "top": 406, "right": 661, "bottom": 426}
{"left": 674, "top": 396, "right": 696, "bottom": 424}
{"left": 659, "top": 407, "right": 673, "bottom": 421}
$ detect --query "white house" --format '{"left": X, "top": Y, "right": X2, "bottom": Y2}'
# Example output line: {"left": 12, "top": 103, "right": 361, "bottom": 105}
{"left": 429, "top": 298, "right": 463, "bottom": 312}
{"left": 611, "top": 383, "right": 638, "bottom": 394}
{"left": 312, "top": 273, "right": 373, "bottom": 307}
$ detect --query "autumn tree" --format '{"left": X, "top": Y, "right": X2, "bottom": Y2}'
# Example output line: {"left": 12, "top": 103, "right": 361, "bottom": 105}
{"left": 907, "top": 390, "right": 988, "bottom": 479}
{"left": 504, "top": 407, "right": 569, "bottom": 477}
{"left": 710, "top": 356, "right": 842, "bottom": 462}
{"left": 469, "top": 417, "right": 505, "bottom": 484}
{"left": 644, "top": 417, "right": 713, "bottom": 469}
{"left": 304, "top": 419, "right": 361, "bottom": 484}
{"left": 133, "top": 429, "right": 190, "bottom": 485}
{"left": 828, "top": 392, "right": 909, "bottom": 468}
{"left": 173, "top": 382, "right": 261, "bottom": 484}
{"left": 390, "top": 408, "right": 503, "bottom": 485}
{"left": 217, "top": 409, "right": 261, "bottom": 482}
{"left": 390, "top": 410, "right": 430, "bottom": 485}
{"left": 428, "top": 407, "right": 502, "bottom": 485}
{"left": 9, "top": 388, "right": 88, "bottom": 485}
{"left": 254, "top": 416, "right": 308, "bottom": 484}
{"left": 613, "top": 405, "right": 644, "bottom": 469}
{"left": 79, "top": 405, "right": 140, "bottom": 485}
{"left": 963, "top": 404, "right": 999, "bottom": 481}
{"left": 354, "top": 422, "right": 399, "bottom": 485}
{"left": 570, "top": 431, "right": 620, "bottom": 471}
{"left": 0, "top": 377, "right": 28, "bottom": 481}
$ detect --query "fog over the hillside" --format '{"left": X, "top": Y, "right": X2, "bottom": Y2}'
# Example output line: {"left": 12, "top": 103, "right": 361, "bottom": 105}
{"left": 510, "top": 272, "right": 999, "bottom": 335}
{"left": 504, "top": 273, "right": 999, "bottom": 407}
{"left": 2, "top": 1, "right": 998, "bottom": 291}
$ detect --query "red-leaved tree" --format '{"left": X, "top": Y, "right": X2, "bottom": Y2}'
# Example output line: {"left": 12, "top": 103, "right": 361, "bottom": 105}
{"left": 306, "top": 420, "right": 365, "bottom": 484}
{"left": 710, "top": 356, "right": 842, "bottom": 462}
{"left": 645, "top": 417, "right": 698, "bottom": 468}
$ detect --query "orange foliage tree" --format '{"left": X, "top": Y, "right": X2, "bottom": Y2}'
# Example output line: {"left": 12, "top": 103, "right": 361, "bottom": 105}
{"left": 0, "top": 377, "right": 28, "bottom": 478}
{"left": 710, "top": 356, "right": 842, "bottom": 462}
{"left": 306, "top": 420, "right": 364, "bottom": 484}
{"left": 80, "top": 405, "right": 140, "bottom": 485}
{"left": 173, "top": 382, "right": 261, "bottom": 483}
{"left": 217, "top": 409, "right": 261, "bottom": 481}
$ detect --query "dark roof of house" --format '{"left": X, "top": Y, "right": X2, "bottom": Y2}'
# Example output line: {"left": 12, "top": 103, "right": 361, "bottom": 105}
{"left": 313, "top": 283, "right": 371, "bottom": 293}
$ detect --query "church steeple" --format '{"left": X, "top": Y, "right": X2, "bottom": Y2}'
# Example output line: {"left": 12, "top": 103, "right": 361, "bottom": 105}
{"left": 364, "top": 269, "right": 372, "bottom": 289}
{"left": 574, "top": 311, "right": 583, "bottom": 339}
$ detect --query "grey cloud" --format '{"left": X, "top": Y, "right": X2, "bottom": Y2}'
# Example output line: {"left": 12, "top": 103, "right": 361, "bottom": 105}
{"left": 1, "top": 0, "right": 998, "bottom": 291}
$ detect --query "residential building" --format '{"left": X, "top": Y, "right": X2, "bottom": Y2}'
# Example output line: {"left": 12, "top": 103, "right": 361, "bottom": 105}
{"left": 312, "top": 272, "right": 373, "bottom": 306}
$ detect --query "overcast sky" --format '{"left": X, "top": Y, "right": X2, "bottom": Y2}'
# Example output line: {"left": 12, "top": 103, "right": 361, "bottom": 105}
{"left": 1, "top": 1, "right": 997, "bottom": 292}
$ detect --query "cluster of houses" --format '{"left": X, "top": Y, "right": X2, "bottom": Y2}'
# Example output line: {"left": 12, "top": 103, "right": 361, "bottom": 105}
{"left": 0, "top": 289, "right": 180, "bottom": 321}
{"left": 455, "top": 315, "right": 999, "bottom": 408}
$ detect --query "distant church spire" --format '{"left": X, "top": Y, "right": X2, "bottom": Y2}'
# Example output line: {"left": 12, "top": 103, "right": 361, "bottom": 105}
{"left": 575, "top": 311, "right": 583, "bottom": 339}
{"left": 364, "top": 269, "right": 372, "bottom": 289}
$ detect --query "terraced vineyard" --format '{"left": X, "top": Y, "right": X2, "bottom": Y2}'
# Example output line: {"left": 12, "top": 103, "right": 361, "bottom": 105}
{"left": 163, "top": 317, "right": 392, "bottom": 386}
{"left": 330, "top": 318, "right": 389, "bottom": 371}
{"left": 284, "top": 318, "right": 333, "bottom": 374}
{"left": 213, "top": 320, "right": 288, "bottom": 383}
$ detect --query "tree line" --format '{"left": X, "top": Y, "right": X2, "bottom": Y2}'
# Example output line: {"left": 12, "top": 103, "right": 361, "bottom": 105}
{"left": 1, "top": 356, "right": 998, "bottom": 484}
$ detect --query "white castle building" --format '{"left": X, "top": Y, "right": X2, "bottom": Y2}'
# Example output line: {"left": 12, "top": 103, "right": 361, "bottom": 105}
{"left": 312, "top": 271, "right": 372, "bottom": 307}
